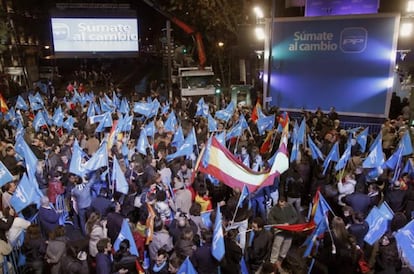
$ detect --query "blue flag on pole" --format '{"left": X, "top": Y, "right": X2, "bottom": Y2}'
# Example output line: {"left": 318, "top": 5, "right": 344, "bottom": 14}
{"left": 69, "top": 139, "right": 86, "bottom": 177}
{"left": 164, "top": 111, "right": 178, "bottom": 132}
{"left": 52, "top": 106, "right": 64, "bottom": 127}
{"left": 215, "top": 131, "right": 226, "bottom": 146}
{"left": 83, "top": 141, "right": 108, "bottom": 172}
{"left": 237, "top": 185, "right": 249, "bottom": 208}
{"left": 171, "top": 125, "right": 184, "bottom": 148}
{"left": 201, "top": 211, "right": 212, "bottom": 229}
{"left": 225, "top": 122, "right": 243, "bottom": 140}
{"left": 313, "top": 192, "right": 332, "bottom": 226}
{"left": 322, "top": 142, "right": 340, "bottom": 175}
{"left": 257, "top": 114, "right": 275, "bottom": 136}
{"left": 335, "top": 144, "right": 351, "bottom": 171}
{"left": 119, "top": 98, "right": 130, "bottom": 114}
{"left": 362, "top": 137, "right": 384, "bottom": 168}
{"left": 136, "top": 129, "right": 150, "bottom": 155}
{"left": 308, "top": 136, "right": 324, "bottom": 160}
{"left": 364, "top": 206, "right": 391, "bottom": 245}
{"left": 166, "top": 127, "right": 197, "bottom": 162}
{"left": 14, "top": 136, "right": 38, "bottom": 177}
{"left": 112, "top": 157, "right": 129, "bottom": 195}
{"left": 0, "top": 161, "right": 14, "bottom": 187}
{"left": 297, "top": 118, "right": 306, "bottom": 145}
{"left": 10, "top": 173, "right": 43, "bottom": 213}
{"left": 87, "top": 102, "right": 96, "bottom": 117}
{"left": 15, "top": 95, "right": 28, "bottom": 111}
{"left": 177, "top": 257, "right": 198, "bottom": 274}
{"left": 212, "top": 203, "right": 225, "bottom": 261}
{"left": 356, "top": 127, "right": 369, "bottom": 153}
{"left": 241, "top": 257, "right": 249, "bottom": 274}
{"left": 96, "top": 112, "right": 113, "bottom": 133}
{"left": 398, "top": 130, "right": 413, "bottom": 156}
{"left": 133, "top": 101, "right": 152, "bottom": 117}
{"left": 196, "top": 98, "right": 209, "bottom": 117}
{"left": 302, "top": 216, "right": 328, "bottom": 257}
{"left": 208, "top": 114, "right": 217, "bottom": 132}
{"left": 100, "top": 98, "right": 113, "bottom": 113}
{"left": 62, "top": 116, "right": 75, "bottom": 132}
{"left": 383, "top": 147, "right": 403, "bottom": 170}
{"left": 114, "top": 219, "right": 139, "bottom": 256}
{"left": 395, "top": 220, "right": 414, "bottom": 271}
{"left": 161, "top": 101, "right": 170, "bottom": 115}
{"left": 144, "top": 121, "right": 156, "bottom": 137}
{"left": 33, "top": 111, "right": 47, "bottom": 132}
{"left": 148, "top": 99, "right": 160, "bottom": 118}
{"left": 215, "top": 101, "right": 235, "bottom": 122}
{"left": 121, "top": 115, "right": 133, "bottom": 132}
{"left": 402, "top": 159, "right": 414, "bottom": 175}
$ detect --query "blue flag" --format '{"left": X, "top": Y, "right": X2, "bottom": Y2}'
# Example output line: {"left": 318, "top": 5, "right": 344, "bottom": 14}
{"left": 112, "top": 158, "right": 129, "bottom": 195}
{"left": 100, "top": 98, "right": 113, "bottom": 113}
{"left": 87, "top": 102, "right": 96, "bottom": 117}
{"left": 171, "top": 126, "right": 184, "bottom": 148}
{"left": 402, "top": 159, "right": 414, "bottom": 175}
{"left": 133, "top": 101, "right": 152, "bottom": 117}
{"left": 196, "top": 98, "right": 209, "bottom": 117}
{"left": 239, "top": 114, "right": 249, "bottom": 130}
{"left": 241, "top": 257, "right": 249, "bottom": 274}
{"left": 302, "top": 216, "right": 328, "bottom": 257}
{"left": 0, "top": 161, "right": 14, "bottom": 187}
{"left": 52, "top": 106, "right": 64, "bottom": 127}
{"left": 112, "top": 91, "right": 120, "bottom": 109}
{"left": 395, "top": 220, "right": 414, "bottom": 271}
{"left": 208, "top": 114, "right": 217, "bottom": 132}
{"left": 33, "top": 111, "right": 47, "bottom": 132}
{"left": 290, "top": 139, "right": 300, "bottom": 164}
{"left": 212, "top": 203, "right": 225, "bottom": 261}
{"left": 15, "top": 95, "right": 28, "bottom": 110}
{"left": 201, "top": 211, "right": 212, "bottom": 229}
{"left": 322, "top": 142, "right": 340, "bottom": 175}
{"left": 14, "top": 136, "right": 38, "bottom": 177}
{"left": 96, "top": 112, "right": 113, "bottom": 133}
{"left": 164, "top": 111, "right": 178, "bottom": 132}
{"left": 257, "top": 114, "right": 275, "bottom": 136}
{"left": 148, "top": 99, "right": 160, "bottom": 118}
{"left": 308, "top": 136, "right": 324, "bottom": 161}
{"left": 356, "top": 127, "right": 369, "bottom": 152}
{"left": 362, "top": 137, "right": 384, "bottom": 168}
{"left": 313, "top": 192, "right": 332, "bottom": 226}
{"left": 69, "top": 139, "right": 86, "bottom": 177}
{"left": 215, "top": 131, "right": 226, "bottom": 146}
{"left": 83, "top": 142, "right": 108, "bottom": 172}
{"left": 364, "top": 206, "right": 392, "bottom": 245}
{"left": 144, "top": 121, "right": 156, "bottom": 137}
{"left": 161, "top": 101, "right": 170, "bottom": 115}
{"left": 369, "top": 132, "right": 382, "bottom": 153}
{"left": 225, "top": 122, "right": 243, "bottom": 140}
{"left": 28, "top": 93, "right": 44, "bottom": 111}
{"left": 177, "top": 257, "right": 198, "bottom": 274}
{"left": 398, "top": 130, "right": 413, "bottom": 156}
{"left": 62, "top": 116, "right": 75, "bottom": 132}
{"left": 119, "top": 98, "right": 130, "bottom": 114}
{"left": 136, "top": 129, "right": 150, "bottom": 155}
{"left": 297, "top": 118, "right": 306, "bottom": 145}
{"left": 383, "top": 147, "right": 403, "bottom": 170}
{"left": 114, "top": 219, "right": 139, "bottom": 256}
{"left": 377, "top": 202, "right": 394, "bottom": 221}
{"left": 335, "top": 144, "right": 351, "bottom": 171}
{"left": 215, "top": 101, "right": 235, "bottom": 122}
{"left": 10, "top": 173, "right": 43, "bottom": 213}
{"left": 237, "top": 185, "right": 249, "bottom": 208}
{"left": 166, "top": 127, "right": 197, "bottom": 162}
{"left": 121, "top": 115, "right": 133, "bottom": 132}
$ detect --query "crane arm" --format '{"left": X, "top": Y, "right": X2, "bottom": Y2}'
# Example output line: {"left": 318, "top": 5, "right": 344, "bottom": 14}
{"left": 143, "top": 0, "right": 207, "bottom": 68}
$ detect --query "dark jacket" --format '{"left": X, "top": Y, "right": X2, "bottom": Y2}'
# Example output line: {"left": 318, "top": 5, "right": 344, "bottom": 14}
{"left": 0, "top": 215, "right": 14, "bottom": 242}
{"left": 38, "top": 206, "right": 60, "bottom": 238}
{"left": 385, "top": 189, "right": 407, "bottom": 213}
{"left": 106, "top": 212, "right": 124, "bottom": 244}
{"left": 113, "top": 251, "right": 138, "bottom": 274}
{"left": 267, "top": 203, "right": 298, "bottom": 228}
{"left": 22, "top": 237, "right": 46, "bottom": 263}
{"left": 248, "top": 229, "right": 273, "bottom": 270}
{"left": 90, "top": 195, "right": 114, "bottom": 218}
{"left": 347, "top": 221, "right": 369, "bottom": 249}
{"left": 96, "top": 253, "right": 113, "bottom": 274}
{"left": 191, "top": 243, "right": 219, "bottom": 274}
{"left": 344, "top": 192, "right": 372, "bottom": 215}
{"left": 220, "top": 237, "right": 242, "bottom": 274}
{"left": 60, "top": 255, "right": 89, "bottom": 274}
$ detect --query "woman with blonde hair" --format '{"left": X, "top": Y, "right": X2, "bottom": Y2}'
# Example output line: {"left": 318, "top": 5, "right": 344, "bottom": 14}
{"left": 85, "top": 212, "right": 107, "bottom": 258}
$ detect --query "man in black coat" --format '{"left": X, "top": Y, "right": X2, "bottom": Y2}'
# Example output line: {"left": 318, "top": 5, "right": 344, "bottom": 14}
{"left": 248, "top": 217, "right": 273, "bottom": 273}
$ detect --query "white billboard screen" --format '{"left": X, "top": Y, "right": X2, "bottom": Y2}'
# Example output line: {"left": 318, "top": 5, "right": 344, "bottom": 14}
{"left": 51, "top": 18, "right": 139, "bottom": 52}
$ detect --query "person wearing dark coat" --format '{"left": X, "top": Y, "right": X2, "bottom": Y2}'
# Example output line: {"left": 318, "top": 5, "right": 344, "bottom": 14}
{"left": 113, "top": 239, "right": 138, "bottom": 274}
{"left": 96, "top": 238, "right": 128, "bottom": 274}
{"left": 60, "top": 244, "right": 89, "bottom": 274}
{"left": 220, "top": 229, "right": 242, "bottom": 274}
{"left": 21, "top": 224, "right": 46, "bottom": 274}
{"left": 347, "top": 212, "right": 369, "bottom": 249}
{"left": 0, "top": 207, "right": 14, "bottom": 242}
{"left": 106, "top": 202, "right": 124, "bottom": 244}
{"left": 343, "top": 186, "right": 372, "bottom": 215}
{"left": 90, "top": 188, "right": 114, "bottom": 218}
{"left": 38, "top": 196, "right": 60, "bottom": 239}
{"left": 149, "top": 248, "right": 169, "bottom": 274}
{"left": 385, "top": 182, "right": 407, "bottom": 213}
{"left": 375, "top": 233, "right": 402, "bottom": 274}
{"left": 190, "top": 228, "right": 219, "bottom": 274}
{"left": 248, "top": 217, "right": 273, "bottom": 273}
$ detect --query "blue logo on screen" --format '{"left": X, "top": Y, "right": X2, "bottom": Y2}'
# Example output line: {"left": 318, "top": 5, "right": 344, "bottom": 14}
{"left": 53, "top": 23, "right": 70, "bottom": 40}
{"left": 340, "top": 28, "right": 367, "bottom": 53}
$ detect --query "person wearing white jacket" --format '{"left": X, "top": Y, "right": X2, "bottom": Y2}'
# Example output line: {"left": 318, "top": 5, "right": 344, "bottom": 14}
{"left": 337, "top": 173, "right": 356, "bottom": 206}
{"left": 85, "top": 212, "right": 108, "bottom": 258}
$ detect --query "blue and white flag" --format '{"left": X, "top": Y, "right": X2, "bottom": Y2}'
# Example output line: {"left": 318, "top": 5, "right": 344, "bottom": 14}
{"left": 28, "top": 93, "right": 44, "bottom": 111}
{"left": 112, "top": 158, "right": 129, "bottom": 195}
{"left": 33, "top": 111, "right": 47, "bottom": 132}
{"left": 196, "top": 98, "right": 209, "bottom": 117}
{"left": 212, "top": 203, "right": 225, "bottom": 261}
{"left": 10, "top": 173, "right": 43, "bottom": 213}
{"left": 164, "top": 111, "right": 178, "bottom": 132}
{"left": 201, "top": 211, "right": 212, "bottom": 229}
{"left": 215, "top": 101, "right": 235, "bottom": 122}
{"left": 171, "top": 126, "right": 184, "bottom": 148}
{"left": 237, "top": 185, "right": 249, "bottom": 208}
{"left": 363, "top": 137, "right": 384, "bottom": 168}
{"left": 136, "top": 129, "right": 150, "bottom": 155}
{"left": 144, "top": 121, "right": 156, "bottom": 137}
{"left": 383, "top": 147, "right": 403, "bottom": 170}
{"left": 133, "top": 101, "right": 152, "bottom": 117}
{"left": 215, "top": 131, "right": 226, "bottom": 146}
{"left": 403, "top": 159, "right": 414, "bottom": 175}
{"left": 114, "top": 219, "right": 139, "bottom": 256}
{"left": 335, "top": 144, "right": 351, "bottom": 171}
{"left": 15, "top": 95, "right": 28, "bottom": 111}
{"left": 69, "top": 139, "right": 86, "bottom": 177}
{"left": 308, "top": 136, "right": 324, "bottom": 161}
{"left": 96, "top": 112, "right": 113, "bottom": 133}
{"left": 208, "top": 114, "right": 217, "bottom": 132}
{"left": 119, "top": 98, "right": 130, "bottom": 114}
{"left": 225, "top": 122, "right": 243, "bottom": 140}
{"left": 364, "top": 206, "right": 391, "bottom": 245}
{"left": 62, "top": 115, "right": 75, "bottom": 132}
{"left": 0, "top": 161, "right": 14, "bottom": 187}
{"left": 87, "top": 102, "right": 96, "bottom": 117}
{"left": 176, "top": 257, "right": 197, "bottom": 274}
{"left": 148, "top": 99, "right": 160, "bottom": 118}
{"left": 257, "top": 114, "right": 275, "bottom": 136}
{"left": 14, "top": 136, "right": 38, "bottom": 177}
{"left": 297, "top": 118, "right": 306, "bottom": 145}
{"left": 395, "top": 220, "right": 414, "bottom": 271}
{"left": 322, "top": 142, "right": 340, "bottom": 175}
{"left": 398, "top": 130, "right": 413, "bottom": 156}
{"left": 161, "top": 101, "right": 170, "bottom": 115}
{"left": 83, "top": 141, "right": 108, "bottom": 172}
{"left": 166, "top": 127, "right": 197, "bottom": 162}
{"left": 100, "top": 97, "right": 113, "bottom": 113}
{"left": 356, "top": 127, "right": 369, "bottom": 152}
{"left": 52, "top": 106, "right": 64, "bottom": 127}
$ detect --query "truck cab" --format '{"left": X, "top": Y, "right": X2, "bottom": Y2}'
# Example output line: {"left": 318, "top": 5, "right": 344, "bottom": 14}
{"left": 179, "top": 66, "right": 217, "bottom": 97}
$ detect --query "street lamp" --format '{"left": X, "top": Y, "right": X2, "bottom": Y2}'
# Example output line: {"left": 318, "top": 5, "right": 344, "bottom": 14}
{"left": 400, "top": 21, "right": 413, "bottom": 37}
{"left": 255, "top": 27, "right": 266, "bottom": 40}
{"left": 217, "top": 41, "right": 224, "bottom": 47}
{"left": 253, "top": 6, "right": 264, "bottom": 21}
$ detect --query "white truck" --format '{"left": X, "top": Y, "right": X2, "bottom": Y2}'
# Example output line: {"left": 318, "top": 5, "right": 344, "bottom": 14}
{"left": 178, "top": 66, "right": 217, "bottom": 97}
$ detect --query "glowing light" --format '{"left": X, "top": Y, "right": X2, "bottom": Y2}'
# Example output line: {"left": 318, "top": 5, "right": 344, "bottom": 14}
{"left": 400, "top": 22, "right": 413, "bottom": 37}
{"left": 407, "top": 0, "right": 414, "bottom": 13}
{"left": 255, "top": 27, "right": 266, "bottom": 40}
{"left": 253, "top": 7, "right": 264, "bottom": 19}
{"left": 387, "top": 77, "right": 394, "bottom": 88}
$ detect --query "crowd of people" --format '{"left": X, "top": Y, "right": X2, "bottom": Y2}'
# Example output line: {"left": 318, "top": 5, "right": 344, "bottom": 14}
{"left": 0, "top": 80, "right": 413, "bottom": 274}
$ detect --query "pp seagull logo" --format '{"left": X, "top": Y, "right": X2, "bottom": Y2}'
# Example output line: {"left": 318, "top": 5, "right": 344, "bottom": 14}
{"left": 340, "top": 27, "right": 367, "bottom": 53}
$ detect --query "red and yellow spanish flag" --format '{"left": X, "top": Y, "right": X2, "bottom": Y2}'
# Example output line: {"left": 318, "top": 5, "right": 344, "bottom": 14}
{"left": 0, "top": 93, "right": 8, "bottom": 113}
{"left": 260, "top": 130, "right": 274, "bottom": 155}
{"left": 196, "top": 135, "right": 289, "bottom": 192}
{"left": 251, "top": 102, "right": 261, "bottom": 123}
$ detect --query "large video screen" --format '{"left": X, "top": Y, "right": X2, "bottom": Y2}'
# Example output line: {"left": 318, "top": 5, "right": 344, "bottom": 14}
{"left": 51, "top": 18, "right": 139, "bottom": 52}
